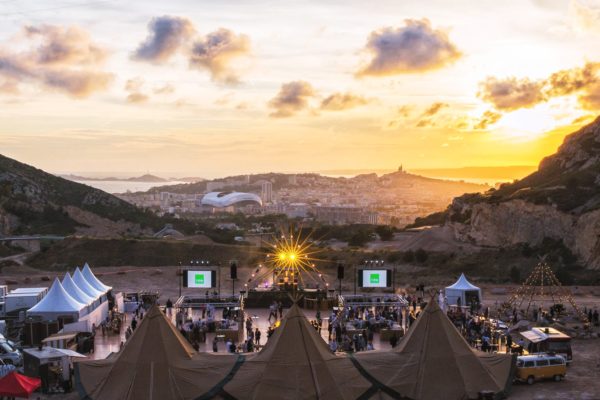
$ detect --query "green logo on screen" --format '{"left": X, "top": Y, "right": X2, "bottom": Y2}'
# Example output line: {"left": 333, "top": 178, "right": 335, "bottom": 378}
{"left": 195, "top": 274, "right": 205, "bottom": 285}
{"left": 370, "top": 273, "right": 380, "bottom": 284}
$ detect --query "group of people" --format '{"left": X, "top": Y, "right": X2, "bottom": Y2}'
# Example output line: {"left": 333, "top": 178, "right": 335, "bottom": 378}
{"left": 268, "top": 301, "right": 284, "bottom": 322}
{"left": 327, "top": 307, "right": 379, "bottom": 353}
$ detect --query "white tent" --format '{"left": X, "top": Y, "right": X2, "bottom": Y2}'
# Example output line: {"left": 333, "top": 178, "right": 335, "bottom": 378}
{"left": 444, "top": 273, "right": 482, "bottom": 307}
{"left": 73, "top": 268, "right": 104, "bottom": 300}
{"left": 62, "top": 272, "right": 95, "bottom": 307}
{"left": 27, "top": 278, "right": 85, "bottom": 320}
{"left": 82, "top": 263, "right": 112, "bottom": 292}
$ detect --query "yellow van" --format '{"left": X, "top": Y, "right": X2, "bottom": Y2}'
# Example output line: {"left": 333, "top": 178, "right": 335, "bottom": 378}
{"left": 516, "top": 354, "right": 567, "bottom": 385}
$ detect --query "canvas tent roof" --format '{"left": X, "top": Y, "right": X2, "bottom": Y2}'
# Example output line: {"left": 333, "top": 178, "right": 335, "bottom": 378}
{"left": 221, "top": 303, "right": 371, "bottom": 400}
{"left": 27, "top": 278, "right": 85, "bottom": 316}
{"left": 445, "top": 273, "right": 480, "bottom": 291}
{"left": 62, "top": 272, "right": 95, "bottom": 305}
{"left": 72, "top": 268, "right": 103, "bottom": 299}
{"left": 75, "top": 305, "right": 238, "bottom": 400}
{"left": 354, "top": 300, "right": 515, "bottom": 400}
{"left": 82, "top": 263, "right": 112, "bottom": 292}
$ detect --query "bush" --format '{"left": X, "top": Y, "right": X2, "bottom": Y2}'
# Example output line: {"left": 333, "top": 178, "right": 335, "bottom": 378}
{"left": 415, "top": 248, "right": 428, "bottom": 263}
{"left": 375, "top": 225, "right": 395, "bottom": 241}
{"left": 509, "top": 266, "right": 521, "bottom": 283}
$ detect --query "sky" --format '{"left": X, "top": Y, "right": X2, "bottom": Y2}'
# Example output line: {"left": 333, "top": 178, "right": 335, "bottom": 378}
{"left": 0, "top": 0, "right": 599, "bottom": 178}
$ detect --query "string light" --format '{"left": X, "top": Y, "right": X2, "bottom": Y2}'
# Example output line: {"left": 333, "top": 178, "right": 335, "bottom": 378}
{"left": 503, "top": 261, "right": 588, "bottom": 324}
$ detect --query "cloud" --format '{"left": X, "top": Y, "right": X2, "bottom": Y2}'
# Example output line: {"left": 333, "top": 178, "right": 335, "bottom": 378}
{"left": 268, "top": 81, "right": 316, "bottom": 118}
{"left": 126, "top": 92, "right": 149, "bottom": 103}
{"left": 124, "top": 78, "right": 148, "bottom": 103}
{"left": 132, "top": 16, "right": 194, "bottom": 63}
{"left": 357, "top": 19, "right": 461, "bottom": 76}
{"left": 189, "top": 28, "right": 250, "bottom": 84}
{"left": 0, "top": 24, "right": 112, "bottom": 98}
{"left": 422, "top": 102, "right": 448, "bottom": 117}
{"left": 478, "top": 62, "right": 600, "bottom": 111}
{"left": 24, "top": 25, "right": 107, "bottom": 65}
{"left": 42, "top": 69, "right": 112, "bottom": 97}
{"left": 571, "top": 114, "right": 595, "bottom": 124}
{"left": 478, "top": 77, "right": 546, "bottom": 111}
{"left": 415, "top": 102, "right": 449, "bottom": 127}
{"left": 397, "top": 105, "right": 413, "bottom": 118}
{"left": 579, "top": 81, "right": 600, "bottom": 109}
{"left": 320, "top": 92, "right": 369, "bottom": 111}
{"left": 474, "top": 110, "right": 502, "bottom": 130}
{"left": 153, "top": 83, "right": 175, "bottom": 95}
{"left": 569, "top": 0, "right": 600, "bottom": 33}
{"left": 546, "top": 62, "right": 600, "bottom": 96}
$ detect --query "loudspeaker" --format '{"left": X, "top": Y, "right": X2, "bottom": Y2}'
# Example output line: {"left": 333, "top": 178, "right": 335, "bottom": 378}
{"left": 230, "top": 263, "right": 238, "bottom": 280}
{"left": 337, "top": 264, "right": 344, "bottom": 280}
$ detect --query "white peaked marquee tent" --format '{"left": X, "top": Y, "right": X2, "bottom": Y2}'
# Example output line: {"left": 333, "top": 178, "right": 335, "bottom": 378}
{"left": 82, "top": 263, "right": 112, "bottom": 293}
{"left": 73, "top": 268, "right": 104, "bottom": 301}
{"left": 27, "top": 278, "right": 85, "bottom": 321}
{"left": 445, "top": 273, "right": 482, "bottom": 306}
{"left": 62, "top": 273, "right": 95, "bottom": 309}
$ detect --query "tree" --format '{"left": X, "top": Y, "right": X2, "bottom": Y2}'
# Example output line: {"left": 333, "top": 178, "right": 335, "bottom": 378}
{"left": 348, "top": 231, "right": 370, "bottom": 247}
{"left": 402, "top": 250, "right": 415, "bottom": 263}
{"left": 375, "top": 225, "right": 394, "bottom": 241}
{"left": 415, "top": 248, "right": 428, "bottom": 263}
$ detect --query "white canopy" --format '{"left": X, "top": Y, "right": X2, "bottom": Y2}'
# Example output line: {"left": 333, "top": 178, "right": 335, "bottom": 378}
{"left": 444, "top": 273, "right": 482, "bottom": 306}
{"left": 82, "top": 263, "right": 112, "bottom": 292}
{"left": 73, "top": 268, "right": 104, "bottom": 299}
{"left": 62, "top": 272, "right": 95, "bottom": 306}
{"left": 27, "top": 278, "right": 85, "bottom": 319}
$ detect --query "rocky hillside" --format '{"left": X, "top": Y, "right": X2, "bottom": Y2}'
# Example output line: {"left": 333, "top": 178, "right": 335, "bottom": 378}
{"left": 444, "top": 117, "right": 600, "bottom": 269}
{"left": 0, "top": 154, "right": 164, "bottom": 236}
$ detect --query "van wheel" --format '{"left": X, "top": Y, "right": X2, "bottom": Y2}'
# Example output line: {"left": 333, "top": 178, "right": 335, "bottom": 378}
{"left": 527, "top": 376, "right": 535, "bottom": 385}
{"left": 554, "top": 375, "right": 562, "bottom": 382}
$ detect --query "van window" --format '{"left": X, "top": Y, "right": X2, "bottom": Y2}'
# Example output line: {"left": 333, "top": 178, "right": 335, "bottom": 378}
{"left": 548, "top": 342, "right": 569, "bottom": 352}
{"left": 536, "top": 360, "right": 549, "bottom": 367}
{"left": 523, "top": 361, "right": 535, "bottom": 368}
{"left": 549, "top": 358, "right": 564, "bottom": 365}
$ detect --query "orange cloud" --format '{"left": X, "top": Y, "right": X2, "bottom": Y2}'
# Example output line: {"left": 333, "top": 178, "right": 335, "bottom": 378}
{"left": 189, "top": 28, "right": 251, "bottom": 84}
{"left": 0, "top": 24, "right": 112, "bottom": 98}
{"left": 478, "top": 62, "right": 600, "bottom": 111}
{"left": 268, "top": 81, "right": 316, "bottom": 118}
{"left": 320, "top": 92, "right": 369, "bottom": 111}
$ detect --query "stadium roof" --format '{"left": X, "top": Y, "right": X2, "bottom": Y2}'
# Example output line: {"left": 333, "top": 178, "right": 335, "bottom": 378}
{"left": 201, "top": 191, "right": 262, "bottom": 208}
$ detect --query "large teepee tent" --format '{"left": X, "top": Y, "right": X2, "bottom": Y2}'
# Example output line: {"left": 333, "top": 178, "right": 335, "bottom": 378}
{"left": 221, "top": 304, "right": 371, "bottom": 400}
{"left": 354, "top": 300, "right": 515, "bottom": 400}
{"left": 75, "top": 306, "right": 238, "bottom": 400}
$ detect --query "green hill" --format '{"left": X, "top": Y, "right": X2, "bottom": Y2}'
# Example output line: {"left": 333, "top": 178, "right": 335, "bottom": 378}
{"left": 0, "top": 154, "right": 165, "bottom": 236}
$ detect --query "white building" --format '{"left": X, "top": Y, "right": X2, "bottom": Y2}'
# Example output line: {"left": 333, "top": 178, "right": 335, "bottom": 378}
{"left": 261, "top": 181, "right": 273, "bottom": 204}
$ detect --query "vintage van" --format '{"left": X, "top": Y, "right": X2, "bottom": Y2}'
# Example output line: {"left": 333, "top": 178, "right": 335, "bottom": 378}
{"left": 516, "top": 354, "right": 567, "bottom": 385}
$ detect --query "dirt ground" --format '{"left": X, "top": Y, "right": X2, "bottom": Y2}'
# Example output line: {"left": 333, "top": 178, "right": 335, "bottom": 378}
{"left": 510, "top": 338, "right": 600, "bottom": 400}
{"left": 3, "top": 264, "right": 600, "bottom": 399}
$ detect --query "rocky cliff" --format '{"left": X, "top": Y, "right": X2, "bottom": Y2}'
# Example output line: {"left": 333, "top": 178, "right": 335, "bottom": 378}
{"left": 446, "top": 116, "right": 600, "bottom": 269}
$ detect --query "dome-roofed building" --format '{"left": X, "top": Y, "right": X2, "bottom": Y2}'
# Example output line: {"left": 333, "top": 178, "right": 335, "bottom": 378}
{"left": 201, "top": 191, "right": 263, "bottom": 208}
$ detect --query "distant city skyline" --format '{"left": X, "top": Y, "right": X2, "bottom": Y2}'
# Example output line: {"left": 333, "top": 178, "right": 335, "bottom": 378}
{"left": 1, "top": 0, "right": 599, "bottom": 177}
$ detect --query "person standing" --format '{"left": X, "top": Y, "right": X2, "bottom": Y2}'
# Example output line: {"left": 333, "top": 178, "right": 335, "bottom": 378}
{"left": 255, "top": 328, "right": 261, "bottom": 346}
{"left": 166, "top": 298, "right": 173, "bottom": 316}
{"left": 278, "top": 301, "right": 283, "bottom": 319}
{"left": 212, "top": 337, "right": 219, "bottom": 353}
